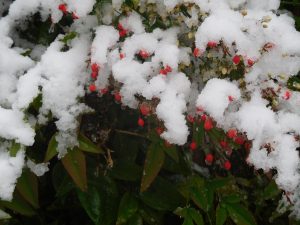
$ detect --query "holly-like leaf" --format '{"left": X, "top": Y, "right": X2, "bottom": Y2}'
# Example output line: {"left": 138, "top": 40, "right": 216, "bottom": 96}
{"left": 77, "top": 186, "right": 102, "bottom": 225}
{"left": 16, "top": 169, "right": 39, "bottom": 208}
{"left": 9, "top": 142, "right": 21, "bottom": 157}
{"left": 141, "top": 143, "right": 165, "bottom": 192}
{"left": 216, "top": 204, "right": 227, "bottom": 225}
{"left": 0, "top": 192, "right": 35, "bottom": 216}
{"left": 225, "top": 203, "right": 257, "bottom": 225}
{"left": 78, "top": 133, "right": 104, "bottom": 154}
{"left": 116, "top": 192, "right": 139, "bottom": 225}
{"left": 174, "top": 207, "right": 204, "bottom": 225}
{"left": 44, "top": 133, "right": 58, "bottom": 162}
{"left": 62, "top": 148, "right": 87, "bottom": 191}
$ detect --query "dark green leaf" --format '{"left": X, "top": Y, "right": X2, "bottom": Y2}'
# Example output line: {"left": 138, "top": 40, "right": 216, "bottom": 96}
{"left": 141, "top": 143, "right": 165, "bottom": 192}
{"left": 0, "top": 192, "right": 35, "bottom": 216}
{"left": 216, "top": 204, "right": 227, "bottom": 225}
{"left": 59, "top": 32, "right": 77, "bottom": 44}
{"left": 225, "top": 203, "right": 257, "bottom": 225}
{"left": 109, "top": 161, "right": 142, "bottom": 181}
{"left": 127, "top": 214, "right": 143, "bottom": 225}
{"left": 9, "top": 142, "right": 21, "bottom": 157}
{"left": 78, "top": 133, "right": 104, "bottom": 154}
{"left": 263, "top": 181, "right": 281, "bottom": 200}
{"left": 162, "top": 144, "right": 179, "bottom": 162}
{"left": 62, "top": 148, "right": 87, "bottom": 191}
{"left": 44, "top": 134, "right": 58, "bottom": 162}
{"left": 77, "top": 186, "right": 102, "bottom": 225}
{"left": 222, "top": 194, "right": 242, "bottom": 204}
{"left": 117, "top": 193, "right": 139, "bottom": 225}
{"left": 16, "top": 169, "right": 39, "bottom": 208}
{"left": 190, "top": 187, "right": 210, "bottom": 212}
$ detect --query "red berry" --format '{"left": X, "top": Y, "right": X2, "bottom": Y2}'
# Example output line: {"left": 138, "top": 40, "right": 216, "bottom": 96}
{"left": 189, "top": 141, "right": 197, "bottom": 151}
{"left": 164, "top": 65, "right": 172, "bottom": 73}
{"left": 100, "top": 88, "right": 108, "bottom": 95}
{"left": 232, "top": 55, "right": 241, "bottom": 65}
{"left": 283, "top": 90, "right": 291, "bottom": 100}
{"left": 140, "top": 103, "right": 151, "bottom": 116}
{"left": 220, "top": 140, "right": 228, "bottom": 148}
{"left": 117, "top": 23, "right": 124, "bottom": 30}
{"left": 120, "top": 53, "right": 125, "bottom": 59}
{"left": 160, "top": 69, "right": 167, "bottom": 75}
{"left": 91, "top": 71, "right": 98, "bottom": 79}
{"left": 58, "top": 4, "right": 68, "bottom": 13}
{"left": 72, "top": 12, "right": 79, "bottom": 20}
{"left": 207, "top": 41, "right": 217, "bottom": 48}
{"left": 187, "top": 115, "right": 195, "bottom": 123}
{"left": 114, "top": 92, "right": 122, "bottom": 102}
{"left": 204, "top": 118, "right": 213, "bottom": 131}
{"left": 91, "top": 63, "right": 99, "bottom": 73}
{"left": 228, "top": 95, "right": 234, "bottom": 102}
{"left": 193, "top": 48, "right": 201, "bottom": 57}
{"left": 89, "top": 84, "right": 96, "bottom": 92}
{"left": 200, "top": 114, "right": 207, "bottom": 121}
{"left": 244, "top": 142, "right": 251, "bottom": 151}
{"left": 247, "top": 59, "right": 254, "bottom": 67}
{"left": 234, "top": 136, "right": 245, "bottom": 145}
{"left": 227, "top": 129, "right": 237, "bottom": 139}
{"left": 224, "top": 160, "right": 231, "bottom": 170}
{"left": 139, "top": 50, "right": 149, "bottom": 59}
{"left": 138, "top": 118, "right": 145, "bottom": 127}
{"left": 205, "top": 154, "right": 214, "bottom": 164}
{"left": 156, "top": 127, "right": 164, "bottom": 135}
{"left": 119, "top": 29, "right": 127, "bottom": 37}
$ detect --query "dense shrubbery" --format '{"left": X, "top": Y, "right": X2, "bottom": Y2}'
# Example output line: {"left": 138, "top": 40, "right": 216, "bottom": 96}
{"left": 1, "top": 0, "right": 300, "bottom": 224}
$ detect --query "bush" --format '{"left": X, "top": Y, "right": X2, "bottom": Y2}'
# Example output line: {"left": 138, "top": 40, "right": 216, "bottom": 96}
{"left": 0, "top": 0, "right": 300, "bottom": 224}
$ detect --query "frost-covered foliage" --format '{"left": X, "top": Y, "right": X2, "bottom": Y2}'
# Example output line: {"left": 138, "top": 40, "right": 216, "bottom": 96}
{"left": 1, "top": 0, "right": 300, "bottom": 217}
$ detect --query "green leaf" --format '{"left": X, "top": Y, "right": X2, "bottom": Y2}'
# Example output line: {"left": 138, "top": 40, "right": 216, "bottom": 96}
{"left": 62, "top": 148, "right": 87, "bottom": 191}
{"left": 127, "top": 214, "right": 143, "bottom": 225}
{"left": 141, "top": 143, "right": 165, "bottom": 192}
{"left": 162, "top": 144, "right": 179, "bottom": 162}
{"left": 59, "top": 32, "right": 77, "bottom": 44}
{"left": 225, "top": 203, "right": 257, "bottom": 225}
{"left": 78, "top": 133, "right": 104, "bottom": 154}
{"left": 44, "top": 134, "right": 58, "bottom": 162}
{"left": 117, "top": 193, "right": 139, "bottom": 225}
{"left": 190, "top": 186, "right": 210, "bottom": 212}
{"left": 16, "top": 169, "right": 39, "bottom": 208}
{"left": 0, "top": 192, "right": 35, "bottom": 216}
{"left": 110, "top": 161, "right": 142, "bottom": 181}
{"left": 77, "top": 186, "right": 102, "bottom": 225}
{"left": 216, "top": 204, "right": 227, "bottom": 225}
{"left": 263, "top": 181, "right": 281, "bottom": 200}
{"left": 183, "top": 217, "right": 194, "bottom": 225}
{"left": 0, "top": 209, "right": 11, "bottom": 220}
{"left": 222, "top": 194, "right": 242, "bottom": 204}
{"left": 139, "top": 206, "right": 163, "bottom": 225}
{"left": 140, "top": 178, "right": 185, "bottom": 211}
{"left": 174, "top": 207, "right": 204, "bottom": 225}
{"left": 9, "top": 142, "right": 21, "bottom": 157}
{"left": 207, "top": 177, "right": 233, "bottom": 190}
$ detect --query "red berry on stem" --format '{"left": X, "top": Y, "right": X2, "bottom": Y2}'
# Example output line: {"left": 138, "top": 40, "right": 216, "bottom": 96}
{"left": 164, "top": 65, "right": 172, "bottom": 73}
{"left": 207, "top": 41, "right": 217, "bottom": 48}
{"left": 91, "top": 63, "right": 99, "bottom": 73}
{"left": 228, "top": 95, "right": 234, "bottom": 102}
{"left": 140, "top": 103, "right": 150, "bottom": 116}
{"left": 114, "top": 92, "right": 122, "bottom": 102}
{"left": 204, "top": 118, "right": 213, "bottom": 131}
{"left": 227, "top": 129, "right": 237, "bottom": 139}
{"left": 220, "top": 140, "right": 228, "bottom": 148}
{"left": 119, "top": 29, "right": 127, "bottom": 37}
{"left": 193, "top": 48, "right": 200, "bottom": 57}
{"left": 283, "top": 90, "right": 291, "bottom": 100}
{"left": 100, "top": 88, "right": 108, "bottom": 95}
{"left": 187, "top": 115, "right": 195, "bottom": 123}
{"left": 234, "top": 136, "right": 245, "bottom": 145}
{"left": 138, "top": 118, "right": 145, "bottom": 127}
{"left": 232, "top": 55, "right": 241, "bottom": 65}
{"left": 117, "top": 23, "right": 124, "bottom": 30}
{"left": 189, "top": 141, "right": 197, "bottom": 151}
{"left": 91, "top": 71, "right": 98, "bottom": 79}
{"left": 139, "top": 50, "right": 149, "bottom": 59}
{"left": 205, "top": 154, "right": 214, "bottom": 164}
{"left": 247, "top": 58, "right": 254, "bottom": 67}
{"left": 160, "top": 69, "right": 167, "bottom": 75}
{"left": 156, "top": 127, "right": 163, "bottom": 135}
{"left": 224, "top": 160, "right": 231, "bottom": 170}
{"left": 58, "top": 4, "right": 68, "bottom": 14}
{"left": 89, "top": 84, "right": 96, "bottom": 92}
{"left": 120, "top": 53, "right": 125, "bottom": 59}
{"left": 200, "top": 114, "right": 207, "bottom": 122}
